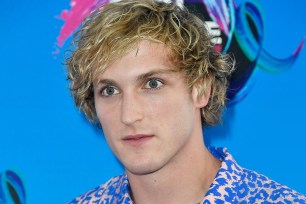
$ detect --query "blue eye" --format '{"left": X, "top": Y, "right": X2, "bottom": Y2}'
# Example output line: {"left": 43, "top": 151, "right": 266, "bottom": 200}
{"left": 101, "top": 86, "right": 119, "bottom": 96}
{"left": 145, "top": 79, "right": 163, "bottom": 89}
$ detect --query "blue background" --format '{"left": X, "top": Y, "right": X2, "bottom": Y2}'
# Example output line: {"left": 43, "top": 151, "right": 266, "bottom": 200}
{"left": 0, "top": 0, "right": 305, "bottom": 203}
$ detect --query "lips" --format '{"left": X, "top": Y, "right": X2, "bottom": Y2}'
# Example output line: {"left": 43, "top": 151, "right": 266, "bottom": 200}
{"left": 123, "top": 134, "right": 154, "bottom": 147}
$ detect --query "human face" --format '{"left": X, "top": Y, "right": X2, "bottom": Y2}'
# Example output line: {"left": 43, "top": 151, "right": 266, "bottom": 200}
{"left": 94, "top": 41, "right": 206, "bottom": 176}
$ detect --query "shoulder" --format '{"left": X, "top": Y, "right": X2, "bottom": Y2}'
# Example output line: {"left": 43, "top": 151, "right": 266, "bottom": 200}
{"left": 207, "top": 147, "right": 306, "bottom": 203}
{"left": 239, "top": 168, "right": 306, "bottom": 203}
{"left": 67, "top": 175, "right": 132, "bottom": 204}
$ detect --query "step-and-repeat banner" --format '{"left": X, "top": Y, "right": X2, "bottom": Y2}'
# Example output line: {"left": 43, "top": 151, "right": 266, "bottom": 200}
{"left": 0, "top": 0, "right": 305, "bottom": 203}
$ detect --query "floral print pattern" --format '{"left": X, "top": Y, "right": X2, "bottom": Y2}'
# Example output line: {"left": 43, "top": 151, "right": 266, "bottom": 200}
{"left": 68, "top": 147, "right": 306, "bottom": 204}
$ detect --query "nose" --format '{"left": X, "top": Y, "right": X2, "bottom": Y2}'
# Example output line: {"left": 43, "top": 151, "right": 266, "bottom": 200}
{"left": 120, "top": 92, "right": 144, "bottom": 126}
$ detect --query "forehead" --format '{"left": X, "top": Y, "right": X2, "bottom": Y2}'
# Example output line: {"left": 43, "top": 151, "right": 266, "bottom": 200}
{"left": 95, "top": 40, "right": 177, "bottom": 81}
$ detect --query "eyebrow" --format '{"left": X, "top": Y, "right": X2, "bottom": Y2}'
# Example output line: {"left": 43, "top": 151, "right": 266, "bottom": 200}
{"left": 96, "top": 79, "right": 118, "bottom": 87}
{"left": 135, "top": 69, "right": 176, "bottom": 83}
{"left": 96, "top": 69, "right": 177, "bottom": 86}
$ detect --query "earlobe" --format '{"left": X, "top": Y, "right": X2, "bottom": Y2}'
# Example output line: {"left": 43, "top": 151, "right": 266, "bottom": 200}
{"left": 192, "top": 79, "right": 211, "bottom": 108}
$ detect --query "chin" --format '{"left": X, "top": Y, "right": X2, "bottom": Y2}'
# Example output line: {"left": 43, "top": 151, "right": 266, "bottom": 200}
{"left": 125, "top": 161, "right": 163, "bottom": 176}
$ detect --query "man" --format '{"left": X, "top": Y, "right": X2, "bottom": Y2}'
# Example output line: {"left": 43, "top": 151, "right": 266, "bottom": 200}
{"left": 66, "top": 0, "right": 306, "bottom": 203}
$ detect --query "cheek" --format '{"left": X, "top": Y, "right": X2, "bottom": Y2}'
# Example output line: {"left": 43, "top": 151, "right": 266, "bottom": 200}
{"left": 148, "top": 93, "right": 195, "bottom": 127}
{"left": 145, "top": 95, "right": 176, "bottom": 116}
{"left": 97, "top": 106, "right": 120, "bottom": 149}
{"left": 95, "top": 101, "right": 119, "bottom": 131}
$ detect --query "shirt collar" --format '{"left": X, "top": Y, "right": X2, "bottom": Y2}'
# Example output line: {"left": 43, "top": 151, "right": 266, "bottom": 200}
{"left": 202, "top": 147, "right": 243, "bottom": 203}
{"left": 118, "top": 147, "right": 243, "bottom": 203}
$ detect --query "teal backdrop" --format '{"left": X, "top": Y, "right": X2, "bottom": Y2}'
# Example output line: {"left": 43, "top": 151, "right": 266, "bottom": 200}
{"left": 0, "top": 0, "right": 305, "bottom": 203}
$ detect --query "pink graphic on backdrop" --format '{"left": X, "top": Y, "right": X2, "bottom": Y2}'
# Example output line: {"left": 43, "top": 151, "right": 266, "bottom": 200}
{"left": 55, "top": 0, "right": 303, "bottom": 105}
{"left": 56, "top": 0, "right": 233, "bottom": 49}
{"left": 203, "top": 0, "right": 231, "bottom": 35}
{"left": 56, "top": 0, "right": 109, "bottom": 47}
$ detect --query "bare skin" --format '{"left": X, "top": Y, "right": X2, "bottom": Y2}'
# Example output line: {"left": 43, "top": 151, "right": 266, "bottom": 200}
{"left": 128, "top": 131, "right": 221, "bottom": 204}
{"left": 94, "top": 40, "right": 221, "bottom": 204}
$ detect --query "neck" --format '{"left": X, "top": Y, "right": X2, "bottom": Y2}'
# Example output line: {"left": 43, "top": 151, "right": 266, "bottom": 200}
{"left": 126, "top": 130, "right": 221, "bottom": 204}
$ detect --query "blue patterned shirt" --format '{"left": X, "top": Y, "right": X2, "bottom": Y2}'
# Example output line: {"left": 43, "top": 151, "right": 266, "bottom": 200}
{"left": 69, "top": 147, "right": 306, "bottom": 203}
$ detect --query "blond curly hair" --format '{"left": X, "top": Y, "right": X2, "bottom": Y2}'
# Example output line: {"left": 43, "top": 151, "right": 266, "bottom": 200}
{"left": 66, "top": 0, "right": 234, "bottom": 126}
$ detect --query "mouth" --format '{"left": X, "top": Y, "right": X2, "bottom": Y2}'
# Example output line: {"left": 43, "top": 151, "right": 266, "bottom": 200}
{"left": 123, "top": 134, "right": 154, "bottom": 147}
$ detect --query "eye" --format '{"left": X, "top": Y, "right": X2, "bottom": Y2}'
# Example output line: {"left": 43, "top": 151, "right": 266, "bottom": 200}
{"left": 144, "top": 79, "right": 163, "bottom": 89}
{"left": 101, "top": 86, "right": 119, "bottom": 96}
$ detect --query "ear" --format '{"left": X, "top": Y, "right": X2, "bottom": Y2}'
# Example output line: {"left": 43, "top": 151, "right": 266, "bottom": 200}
{"left": 191, "top": 79, "right": 211, "bottom": 108}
